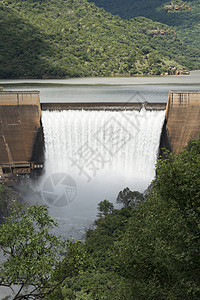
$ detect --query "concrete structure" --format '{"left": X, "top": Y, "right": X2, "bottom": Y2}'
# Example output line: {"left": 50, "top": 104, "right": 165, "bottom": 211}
{"left": 41, "top": 102, "right": 166, "bottom": 111}
{"left": 161, "top": 91, "right": 200, "bottom": 153}
{"left": 0, "top": 91, "right": 44, "bottom": 180}
{"left": 1, "top": 89, "right": 199, "bottom": 182}
{"left": 43, "top": 97, "right": 199, "bottom": 154}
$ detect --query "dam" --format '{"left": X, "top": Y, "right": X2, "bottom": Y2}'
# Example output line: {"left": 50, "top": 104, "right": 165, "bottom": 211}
{"left": 165, "top": 91, "right": 200, "bottom": 152}
{"left": 39, "top": 92, "right": 200, "bottom": 239}
{"left": 0, "top": 89, "right": 199, "bottom": 238}
{"left": 0, "top": 90, "right": 200, "bottom": 184}
{"left": 0, "top": 91, "right": 44, "bottom": 181}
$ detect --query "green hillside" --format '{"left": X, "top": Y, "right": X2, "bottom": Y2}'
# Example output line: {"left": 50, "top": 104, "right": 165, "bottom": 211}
{"left": 0, "top": 0, "right": 200, "bottom": 79}
{"left": 89, "top": 0, "right": 200, "bottom": 49}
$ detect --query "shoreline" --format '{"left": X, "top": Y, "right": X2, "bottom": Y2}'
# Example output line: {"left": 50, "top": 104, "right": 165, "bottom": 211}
{"left": 0, "top": 70, "right": 200, "bottom": 86}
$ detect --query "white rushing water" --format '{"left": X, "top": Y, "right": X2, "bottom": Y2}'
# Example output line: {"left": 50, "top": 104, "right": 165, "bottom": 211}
{"left": 34, "top": 109, "right": 165, "bottom": 239}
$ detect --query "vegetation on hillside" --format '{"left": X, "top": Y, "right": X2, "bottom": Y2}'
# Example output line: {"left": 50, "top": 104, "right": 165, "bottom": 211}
{"left": 90, "top": 0, "right": 200, "bottom": 49}
{"left": 0, "top": 0, "right": 200, "bottom": 79}
{"left": 1, "top": 137, "right": 200, "bottom": 299}
{"left": 164, "top": 0, "right": 191, "bottom": 12}
{"left": 51, "top": 137, "right": 200, "bottom": 299}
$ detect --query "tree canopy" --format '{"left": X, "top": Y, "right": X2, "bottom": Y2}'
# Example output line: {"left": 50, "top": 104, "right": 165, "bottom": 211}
{"left": 1, "top": 0, "right": 200, "bottom": 78}
{"left": 0, "top": 203, "right": 66, "bottom": 299}
{"left": 0, "top": 138, "right": 200, "bottom": 299}
{"left": 89, "top": 0, "right": 200, "bottom": 49}
{"left": 49, "top": 137, "right": 200, "bottom": 299}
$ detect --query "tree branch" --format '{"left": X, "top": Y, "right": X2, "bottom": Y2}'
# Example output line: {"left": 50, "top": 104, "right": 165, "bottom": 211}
{"left": 13, "top": 283, "right": 25, "bottom": 300}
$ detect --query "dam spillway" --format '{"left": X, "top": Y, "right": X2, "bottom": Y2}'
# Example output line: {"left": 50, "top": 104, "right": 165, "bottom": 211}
{"left": 41, "top": 102, "right": 166, "bottom": 194}
{"left": 41, "top": 109, "right": 166, "bottom": 193}
{"left": 37, "top": 108, "right": 166, "bottom": 237}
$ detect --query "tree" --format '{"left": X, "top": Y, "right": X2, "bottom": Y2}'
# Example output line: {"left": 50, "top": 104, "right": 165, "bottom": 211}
{"left": 116, "top": 187, "right": 144, "bottom": 207}
{"left": 0, "top": 184, "right": 12, "bottom": 222}
{"left": 47, "top": 138, "right": 200, "bottom": 299}
{"left": 97, "top": 200, "right": 114, "bottom": 217}
{"left": 118, "top": 138, "right": 200, "bottom": 299}
{"left": 0, "top": 203, "right": 66, "bottom": 299}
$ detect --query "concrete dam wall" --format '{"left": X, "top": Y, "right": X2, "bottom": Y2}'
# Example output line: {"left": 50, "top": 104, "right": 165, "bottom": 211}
{"left": 162, "top": 91, "right": 200, "bottom": 153}
{"left": 0, "top": 91, "right": 44, "bottom": 179}
{"left": 0, "top": 89, "right": 200, "bottom": 181}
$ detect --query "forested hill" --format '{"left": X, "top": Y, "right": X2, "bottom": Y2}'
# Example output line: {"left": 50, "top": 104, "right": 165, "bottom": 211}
{"left": 1, "top": 0, "right": 200, "bottom": 79}
{"left": 89, "top": 0, "right": 200, "bottom": 49}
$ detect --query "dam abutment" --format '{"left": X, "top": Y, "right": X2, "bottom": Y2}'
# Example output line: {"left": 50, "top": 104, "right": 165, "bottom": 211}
{"left": 0, "top": 91, "right": 44, "bottom": 181}
{"left": 164, "top": 91, "right": 200, "bottom": 153}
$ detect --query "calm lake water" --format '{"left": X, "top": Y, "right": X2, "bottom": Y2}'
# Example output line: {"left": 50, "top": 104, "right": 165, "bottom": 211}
{"left": 0, "top": 70, "right": 200, "bottom": 103}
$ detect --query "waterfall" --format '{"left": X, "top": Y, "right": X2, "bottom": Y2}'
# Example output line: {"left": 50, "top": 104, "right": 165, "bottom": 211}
{"left": 38, "top": 109, "right": 165, "bottom": 239}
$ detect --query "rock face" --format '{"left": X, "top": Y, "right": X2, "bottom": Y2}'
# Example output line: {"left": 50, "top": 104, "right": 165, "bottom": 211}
{"left": 165, "top": 91, "right": 200, "bottom": 152}
{"left": 0, "top": 91, "right": 43, "bottom": 176}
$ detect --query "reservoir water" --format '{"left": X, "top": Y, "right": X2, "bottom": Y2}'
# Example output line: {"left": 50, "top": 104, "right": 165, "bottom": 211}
{"left": 1, "top": 70, "right": 200, "bottom": 103}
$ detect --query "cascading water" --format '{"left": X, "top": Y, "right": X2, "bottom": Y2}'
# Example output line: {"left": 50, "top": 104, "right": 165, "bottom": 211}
{"left": 36, "top": 108, "right": 165, "bottom": 239}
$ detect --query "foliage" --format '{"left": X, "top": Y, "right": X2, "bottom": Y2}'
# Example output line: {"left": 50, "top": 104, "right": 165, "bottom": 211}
{"left": 48, "top": 137, "right": 200, "bottom": 299}
{"left": 116, "top": 187, "right": 144, "bottom": 207}
{"left": 97, "top": 199, "right": 114, "bottom": 217}
{"left": 86, "top": 207, "right": 132, "bottom": 259}
{"left": 1, "top": 138, "right": 200, "bottom": 299}
{"left": 164, "top": 0, "right": 191, "bottom": 12}
{"left": 0, "top": 0, "right": 200, "bottom": 79}
{"left": 0, "top": 203, "right": 66, "bottom": 299}
{"left": 0, "top": 184, "right": 12, "bottom": 222}
{"left": 89, "top": 0, "right": 200, "bottom": 49}
{"left": 59, "top": 270, "right": 132, "bottom": 300}
{"left": 117, "top": 138, "right": 200, "bottom": 298}
{"left": 47, "top": 240, "right": 91, "bottom": 300}
{"left": 47, "top": 206, "right": 133, "bottom": 299}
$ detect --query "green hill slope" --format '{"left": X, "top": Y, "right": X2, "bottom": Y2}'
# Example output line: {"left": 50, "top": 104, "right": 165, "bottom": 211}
{"left": 89, "top": 0, "right": 200, "bottom": 49}
{"left": 0, "top": 0, "right": 200, "bottom": 79}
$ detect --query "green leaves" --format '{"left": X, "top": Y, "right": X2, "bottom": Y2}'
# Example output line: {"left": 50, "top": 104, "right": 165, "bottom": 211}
{"left": 116, "top": 187, "right": 144, "bottom": 208}
{"left": 89, "top": 0, "right": 200, "bottom": 50}
{"left": 0, "top": 203, "right": 66, "bottom": 298}
{"left": 97, "top": 200, "right": 114, "bottom": 217}
{"left": 117, "top": 137, "right": 200, "bottom": 298}
{"left": 1, "top": 138, "right": 200, "bottom": 299}
{"left": 1, "top": 0, "right": 200, "bottom": 78}
{"left": 56, "top": 137, "right": 200, "bottom": 299}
